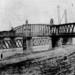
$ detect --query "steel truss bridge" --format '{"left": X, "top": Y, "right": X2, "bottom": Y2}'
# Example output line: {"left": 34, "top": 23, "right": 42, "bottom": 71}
{"left": 14, "top": 23, "right": 75, "bottom": 37}
{"left": 14, "top": 22, "right": 75, "bottom": 48}
{"left": 0, "top": 22, "right": 75, "bottom": 50}
{"left": 0, "top": 22, "right": 75, "bottom": 59}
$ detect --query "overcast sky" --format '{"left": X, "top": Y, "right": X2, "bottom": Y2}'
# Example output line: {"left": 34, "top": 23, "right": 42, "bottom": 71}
{"left": 0, "top": 0, "right": 75, "bottom": 31}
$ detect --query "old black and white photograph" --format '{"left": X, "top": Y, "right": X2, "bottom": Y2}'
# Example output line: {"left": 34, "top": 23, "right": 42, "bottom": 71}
{"left": 0, "top": 0, "right": 75, "bottom": 75}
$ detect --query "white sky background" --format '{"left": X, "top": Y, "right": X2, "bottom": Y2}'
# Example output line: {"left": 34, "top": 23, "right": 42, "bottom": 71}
{"left": 0, "top": 0, "right": 75, "bottom": 31}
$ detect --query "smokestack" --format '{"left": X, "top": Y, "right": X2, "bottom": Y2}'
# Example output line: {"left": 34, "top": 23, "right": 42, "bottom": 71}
{"left": 57, "top": 5, "right": 61, "bottom": 24}
{"left": 64, "top": 9, "right": 67, "bottom": 23}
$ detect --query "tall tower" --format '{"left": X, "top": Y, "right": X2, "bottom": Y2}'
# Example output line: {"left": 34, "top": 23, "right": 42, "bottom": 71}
{"left": 23, "top": 20, "right": 32, "bottom": 53}
{"left": 64, "top": 9, "right": 67, "bottom": 23}
{"left": 57, "top": 5, "right": 61, "bottom": 24}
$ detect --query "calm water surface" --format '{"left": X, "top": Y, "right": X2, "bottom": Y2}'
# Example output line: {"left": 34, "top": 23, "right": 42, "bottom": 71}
{"left": 0, "top": 56, "right": 74, "bottom": 75}
{"left": 0, "top": 60, "right": 42, "bottom": 75}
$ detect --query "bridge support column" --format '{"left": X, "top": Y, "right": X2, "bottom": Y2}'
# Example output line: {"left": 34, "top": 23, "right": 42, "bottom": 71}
{"left": 26, "top": 37, "right": 32, "bottom": 52}
{"left": 23, "top": 37, "right": 32, "bottom": 53}
{"left": 58, "top": 38, "right": 63, "bottom": 47}
{"left": 63, "top": 37, "right": 72, "bottom": 45}
{"left": 23, "top": 37, "right": 27, "bottom": 50}
{"left": 51, "top": 36, "right": 72, "bottom": 48}
{"left": 51, "top": 36, "right": 60, "bottom": 48}
{"left": 23, "top": 20, "right": 32, "bottom": 53}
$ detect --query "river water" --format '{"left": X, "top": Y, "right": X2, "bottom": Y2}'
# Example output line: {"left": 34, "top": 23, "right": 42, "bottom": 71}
{"left": 0, "top": 55, "right": 74, "bottom": 75}
{"left": 0, "top": 58, "right": 58, "bottom": 75}
{"left": 0, "top": 59, "right": 42, "bottom": 75}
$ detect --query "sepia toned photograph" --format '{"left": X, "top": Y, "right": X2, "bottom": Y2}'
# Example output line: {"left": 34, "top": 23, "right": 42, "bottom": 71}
{"left": 0, "top": 0, "right": 75, "bottom": 75}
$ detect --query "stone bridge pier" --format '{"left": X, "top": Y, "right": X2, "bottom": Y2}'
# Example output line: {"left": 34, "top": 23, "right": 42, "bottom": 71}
{"left": 51, "top": 36, "right": 72, "bottom": 48}
{"left": 51, "top": 36, "right": 60, "bottom": 48}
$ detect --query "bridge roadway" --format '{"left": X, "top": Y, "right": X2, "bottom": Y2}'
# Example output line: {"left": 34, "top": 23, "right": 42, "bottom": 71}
{"left": 0, "top": 45, "right": 75, "bottom": 68}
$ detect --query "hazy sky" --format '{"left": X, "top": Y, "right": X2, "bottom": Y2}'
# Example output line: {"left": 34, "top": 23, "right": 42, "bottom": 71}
{"left": 0, "top": 0, "right": 75, "bottom": 31}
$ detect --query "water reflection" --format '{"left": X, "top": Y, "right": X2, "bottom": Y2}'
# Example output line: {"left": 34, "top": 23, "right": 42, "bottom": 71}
{"left": 0, "top": 60, "right": 41, "bottom": 75}
{"left": 0, "top": 56, "right": 73, "bottom": 75}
